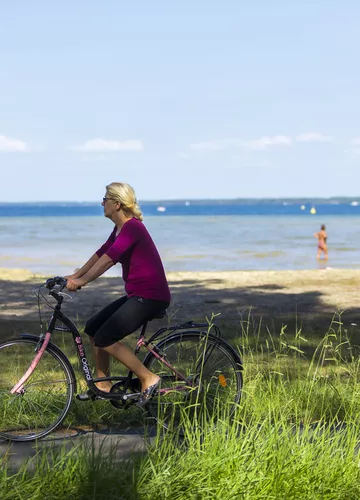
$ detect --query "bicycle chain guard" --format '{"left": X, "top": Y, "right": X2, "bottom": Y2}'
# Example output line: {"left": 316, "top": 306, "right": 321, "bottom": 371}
{"left": 109, "top": 379, "right": 141, "bottom": 408}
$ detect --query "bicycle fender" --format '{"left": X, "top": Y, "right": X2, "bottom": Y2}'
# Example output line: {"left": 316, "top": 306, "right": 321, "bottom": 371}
{"left": 165, "top": 330, "right": 243, "bottom": 366}
{"left": 143, "top": 330, "right": 230, "bottom": 365}
{"left": 20, "top": 334, "right": 78, "bottom": 392}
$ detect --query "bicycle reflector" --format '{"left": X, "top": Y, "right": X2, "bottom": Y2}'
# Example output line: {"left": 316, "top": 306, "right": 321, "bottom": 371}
{"left": 218, "top": 374, "right": 227, "bottom": 387}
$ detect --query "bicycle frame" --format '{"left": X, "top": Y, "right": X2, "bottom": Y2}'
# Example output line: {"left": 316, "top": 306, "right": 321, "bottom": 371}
{"left": 10, "top": 294, "right": 218, "bottom": 401}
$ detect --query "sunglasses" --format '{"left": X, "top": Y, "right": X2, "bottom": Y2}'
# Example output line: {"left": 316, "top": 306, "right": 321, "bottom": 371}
{"left": 102, "top": 197, "right": 113, "bottom": 202}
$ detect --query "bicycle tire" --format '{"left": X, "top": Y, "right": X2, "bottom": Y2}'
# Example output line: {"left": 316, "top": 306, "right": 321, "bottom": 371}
{"left": 0, "top": 338, "right": 75, "bottom": 442}
{"left": 143, "top": 331, "right": 243, "bottom": 430}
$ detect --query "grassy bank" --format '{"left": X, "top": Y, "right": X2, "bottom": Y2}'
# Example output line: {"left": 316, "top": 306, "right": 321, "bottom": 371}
{"left": 2, "top": 419, "right": 360, "bottom": 499}
{"left": 2, "top": 315, "right": 360, "bottom": 499}
{"left": 59, "top": 311, "right": 360, "bottom": 429}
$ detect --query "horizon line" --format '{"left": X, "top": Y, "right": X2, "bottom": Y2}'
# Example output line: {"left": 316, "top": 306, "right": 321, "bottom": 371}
{"left": 0, "top": 196, "right": 359, "bottom": 204}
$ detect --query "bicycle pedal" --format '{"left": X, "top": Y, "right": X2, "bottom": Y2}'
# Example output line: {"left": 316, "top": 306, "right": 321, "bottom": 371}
{"left": 76, "top": 390, "right": 97, "bottom": 402}
{"left": 122, "top": 392, "right": 140, "bottom": 401}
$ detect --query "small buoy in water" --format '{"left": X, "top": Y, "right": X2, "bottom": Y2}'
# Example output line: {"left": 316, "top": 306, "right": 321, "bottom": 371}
{"left": 351, "top": 201, "right": 359, "bottom": 206}
{"left": 310, "top": 207, "right": 316, "bottom": 215}
{"left": 157, "top": 206, "right": 166, "bottom": 212}
{"left": 300, "top": 205, "right": 305, "bottom": 210}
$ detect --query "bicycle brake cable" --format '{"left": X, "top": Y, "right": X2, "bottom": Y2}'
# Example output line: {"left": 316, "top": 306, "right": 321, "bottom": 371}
{"left": 35, "top": 284, "right": 57, "bottom": 332}
{"left": 35, "top": 286, "right": 44, "bottom": 334}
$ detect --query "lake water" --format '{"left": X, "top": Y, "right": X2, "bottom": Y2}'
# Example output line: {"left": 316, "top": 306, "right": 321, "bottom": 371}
{"left": 0, "top": 201, "right": 359, "bottom": 275}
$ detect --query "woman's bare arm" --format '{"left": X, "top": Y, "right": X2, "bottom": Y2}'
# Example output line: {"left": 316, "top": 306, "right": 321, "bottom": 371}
{"left": 66, "top": 254, "right": 115, "bottom": 291}
{"left": 65, "top": 253, "right": 100, "bottom": 279}
{"left": 78, "top": 254, "right": 115, "bottom": 285}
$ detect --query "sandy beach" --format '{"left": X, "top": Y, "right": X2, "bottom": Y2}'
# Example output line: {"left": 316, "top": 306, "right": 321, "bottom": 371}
{"left": 1, "top": 267, "right": 360, "bottom": 341}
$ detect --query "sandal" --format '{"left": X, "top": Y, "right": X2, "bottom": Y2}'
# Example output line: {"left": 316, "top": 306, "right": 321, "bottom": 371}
{"left": 136, "top": 379, "right": 160, "bottom": 407}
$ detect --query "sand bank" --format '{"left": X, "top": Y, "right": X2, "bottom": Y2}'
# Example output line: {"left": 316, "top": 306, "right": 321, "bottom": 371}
{"left": 0, "top": 267, "right": 359, "bottom": 339}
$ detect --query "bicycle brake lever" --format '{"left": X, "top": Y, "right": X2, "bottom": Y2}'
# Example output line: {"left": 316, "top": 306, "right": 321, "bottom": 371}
{"left": 58, "top": 292, "right": 73, "bottom": 300}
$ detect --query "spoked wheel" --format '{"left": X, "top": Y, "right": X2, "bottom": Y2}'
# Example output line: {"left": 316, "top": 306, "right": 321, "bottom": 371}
{"left": 0, "top": 339, "right": 75, "bottom": 441}
{"left": 144, "top": 332, "right": 243, "bottom": 431}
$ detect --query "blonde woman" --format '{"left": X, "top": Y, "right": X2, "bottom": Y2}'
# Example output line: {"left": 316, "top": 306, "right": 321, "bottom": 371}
{"left": 65, "top": 182, "right": 171, "bottom": 406}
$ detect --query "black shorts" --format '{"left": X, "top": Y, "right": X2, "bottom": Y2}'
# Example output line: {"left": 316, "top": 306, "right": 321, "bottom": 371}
{"left": 84, "top": 296, "right": 170, "bottom": 348}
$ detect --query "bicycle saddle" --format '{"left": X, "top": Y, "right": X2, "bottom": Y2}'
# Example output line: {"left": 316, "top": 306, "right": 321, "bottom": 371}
{"left": 149, "top": 310, "right": 167, "bottom": 321}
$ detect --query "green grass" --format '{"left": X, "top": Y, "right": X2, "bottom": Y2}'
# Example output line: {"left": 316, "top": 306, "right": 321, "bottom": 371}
{"left": 2, "top": 314, "right": 360, "bottom": 498}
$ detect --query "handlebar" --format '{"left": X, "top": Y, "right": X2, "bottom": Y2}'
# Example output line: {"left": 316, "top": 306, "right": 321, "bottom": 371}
{"left": 45, "top": 276, "right": 68, "bottom": 292}
{"left": 44, "top": 276, "right": 81, "bottom": 300}
{"left": 34, "top": 276, "right": 81, "bottom": 312}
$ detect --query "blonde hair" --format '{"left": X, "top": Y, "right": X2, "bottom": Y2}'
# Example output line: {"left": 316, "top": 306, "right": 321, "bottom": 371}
{"left": 105, "top": 182, "right": 143, "bottom": 221}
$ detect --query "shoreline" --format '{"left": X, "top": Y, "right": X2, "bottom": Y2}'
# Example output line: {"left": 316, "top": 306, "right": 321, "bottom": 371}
{"left": 0, "top": 266, "right": 357, "bottom": 280}
{"left": 1, "top": 268, "right": 360, "bottom": 340}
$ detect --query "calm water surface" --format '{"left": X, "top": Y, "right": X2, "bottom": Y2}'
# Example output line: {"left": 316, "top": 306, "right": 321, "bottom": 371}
{"left": 0, "top": 215, "right": 359, "bottom": 275}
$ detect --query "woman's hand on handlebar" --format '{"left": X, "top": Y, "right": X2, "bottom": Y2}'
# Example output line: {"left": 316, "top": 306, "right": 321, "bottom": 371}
{"left": 64, "top": 273, "right": 78, "bottom": 281}
{"left": 66, "top": 278, "right": 85, "bottom": 291}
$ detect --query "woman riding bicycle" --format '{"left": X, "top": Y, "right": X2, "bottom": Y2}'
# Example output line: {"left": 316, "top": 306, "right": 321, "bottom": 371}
{"left": 65, "top": 182, "right": 170, "bottom": 406}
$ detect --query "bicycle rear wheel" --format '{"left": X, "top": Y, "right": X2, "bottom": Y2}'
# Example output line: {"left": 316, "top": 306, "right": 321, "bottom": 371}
{"left": 0, "top": 339, "right": 74, "bottom": 441}
{"left": 143, "top": 332, "right": 243, "bottom": 430}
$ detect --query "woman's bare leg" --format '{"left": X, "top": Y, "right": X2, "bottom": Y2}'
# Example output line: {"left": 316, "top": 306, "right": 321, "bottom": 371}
{"left": 102, "top": 341, "right": 159, "bottom": 392}
{"left": 91, "top": 338, "right": 113, "bottom": 391}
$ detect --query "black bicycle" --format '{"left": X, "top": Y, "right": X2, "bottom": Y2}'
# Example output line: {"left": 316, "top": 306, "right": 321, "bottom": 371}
{"left": 0, "top": 277, "right": 243, "bottom": 442}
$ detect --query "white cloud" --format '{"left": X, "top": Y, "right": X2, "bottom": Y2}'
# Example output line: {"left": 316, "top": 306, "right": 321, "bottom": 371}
{"left": 352, "top": 137, "right": 360, "bottom": 146}
{"left": 71, "top": 138, "right": 144, "bottom": 152}
{"left": 296, "top": 132, "right": 333, "bottom": 143}
{"left": 0, "top": 135, "right": 28, "bottom": 152}
{"left": 190, "top": 136, "right": 292, "bottom": 151}
{"left": 189, "top": 133, "right": 338, "bottom": 152}
{"left": 243, "top": 135, "right": 292, "bottom": 150}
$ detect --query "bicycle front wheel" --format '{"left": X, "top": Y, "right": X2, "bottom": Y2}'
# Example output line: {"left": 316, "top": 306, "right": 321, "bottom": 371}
{"left": 144, "top": 332, "right": 243, "bottom": 430}
{"left": 0, "top": 339, "right": 74, "bottom": 441}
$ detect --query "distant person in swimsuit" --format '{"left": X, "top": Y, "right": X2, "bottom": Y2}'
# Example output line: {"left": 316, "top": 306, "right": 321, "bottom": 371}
{"left": 314, "top": 224, "right": 328, "bottom": 260}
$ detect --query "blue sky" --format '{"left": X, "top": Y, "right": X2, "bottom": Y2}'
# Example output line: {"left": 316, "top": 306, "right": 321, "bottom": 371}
{"left": 1, "top": 1, "right": 360, "bottom": 201}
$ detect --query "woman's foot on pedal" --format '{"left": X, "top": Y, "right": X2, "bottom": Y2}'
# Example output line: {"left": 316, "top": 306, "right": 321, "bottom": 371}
{"left": 76, "top": 383, "right": 112, "bottom": 401}
{"left": 136, "top": 377, "right": 161, "bottom": 407}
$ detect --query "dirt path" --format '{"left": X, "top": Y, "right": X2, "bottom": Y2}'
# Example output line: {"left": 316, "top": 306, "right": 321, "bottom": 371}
{"left": 0, "top": 428, "right": 153, "bottom": 472}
